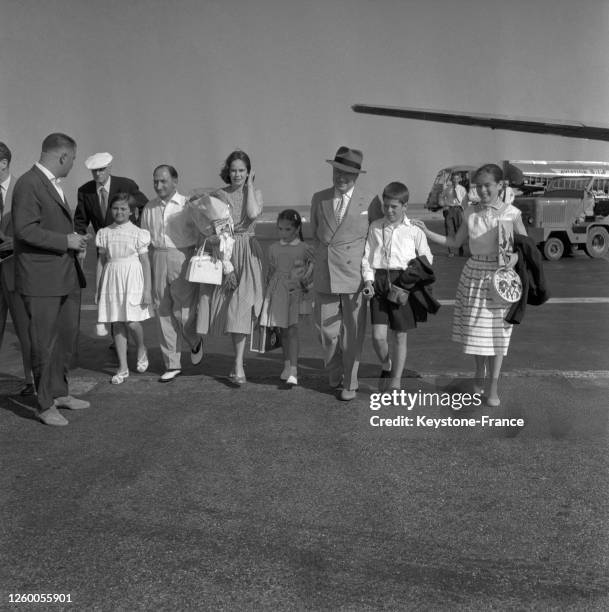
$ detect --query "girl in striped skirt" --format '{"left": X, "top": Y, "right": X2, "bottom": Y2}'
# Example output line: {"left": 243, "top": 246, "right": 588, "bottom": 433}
{"left": 414, "top": 164, "right": 527, "bottom": 407}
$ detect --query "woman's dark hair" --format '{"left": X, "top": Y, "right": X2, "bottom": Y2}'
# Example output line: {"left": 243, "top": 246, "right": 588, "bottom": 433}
{"left": 220, "top": 150, "right": 251, "bottom": 185}
{"left": 110, "top": 191, "right": 136, "bottom": 208}
{"left": 277, "top": 208, "right": 303, "bottom": 241}
{"left": 473, "top": 163, "right": 503, "bottom": 183}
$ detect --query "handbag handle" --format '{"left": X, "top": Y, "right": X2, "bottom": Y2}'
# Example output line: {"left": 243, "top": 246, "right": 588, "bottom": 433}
{"left": 196, "top": 238, "right": 210, "bottom": 258}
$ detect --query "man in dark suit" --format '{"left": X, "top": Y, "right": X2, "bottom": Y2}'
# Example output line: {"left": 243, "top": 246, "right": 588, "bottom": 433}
{"left": 0, "top": 142, "right": 35, "bottom": 395}
{"left": 12, "top": 133, "right": 89, "bottom": 427}
{"left": 74, "top": 151, "right": 148, "bottom": 235}
{"left": 310, "top": 146, "right": 371, "bottom": 401}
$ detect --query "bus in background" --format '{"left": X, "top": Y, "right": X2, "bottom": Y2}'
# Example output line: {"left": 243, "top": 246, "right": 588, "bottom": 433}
{"left": 425, "top": 165, "right": 476, "bottom": 211}
{"left": 425, "top": 160, "right": 609, "bottom": 211}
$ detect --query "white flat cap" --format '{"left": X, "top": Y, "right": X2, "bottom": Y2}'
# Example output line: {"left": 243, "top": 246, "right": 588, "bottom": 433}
{"left": 84, "top": 152, "right": 113, "bottom": 170}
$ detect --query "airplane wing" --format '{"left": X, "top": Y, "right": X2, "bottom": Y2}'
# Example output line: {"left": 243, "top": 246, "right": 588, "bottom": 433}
{"left": 351, "top": 104, "right": 609, "bottom": 142}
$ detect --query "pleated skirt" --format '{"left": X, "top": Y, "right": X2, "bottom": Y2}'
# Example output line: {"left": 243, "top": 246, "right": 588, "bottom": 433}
{"left": 452, "top": 255, "right": 513, "bottom": 356}
{"left": 197, "top": 233, "right": 264, "bottom": 336}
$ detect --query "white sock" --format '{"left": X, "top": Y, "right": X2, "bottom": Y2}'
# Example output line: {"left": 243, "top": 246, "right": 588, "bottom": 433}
{"left": 382, "top": 358, "right": 392, "bottom": 372}
{"left": 289, "top": 366, "right": 297, "bottom": 376}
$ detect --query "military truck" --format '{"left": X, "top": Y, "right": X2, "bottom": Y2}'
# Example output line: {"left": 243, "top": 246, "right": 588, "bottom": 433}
{"left": 513, "top": 176, "right": 609, "bottom": 260}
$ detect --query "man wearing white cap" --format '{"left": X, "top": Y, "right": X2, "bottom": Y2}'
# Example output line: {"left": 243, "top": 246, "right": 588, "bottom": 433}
{"left": 75, "top": 152, "right": 148, "bottom": 235}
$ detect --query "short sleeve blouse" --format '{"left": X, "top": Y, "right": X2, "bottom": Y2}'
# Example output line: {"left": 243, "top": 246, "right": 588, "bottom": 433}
{"left": 466, "top": 202, "right": 522, "bottom": 256}
{"left": 95, "top": 222, "right": 151, "bottom": 257}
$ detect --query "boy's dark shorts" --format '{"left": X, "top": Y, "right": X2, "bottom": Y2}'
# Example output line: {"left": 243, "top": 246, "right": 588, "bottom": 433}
{"left": 370, "top": 269, "right": 415, "bottom": 332}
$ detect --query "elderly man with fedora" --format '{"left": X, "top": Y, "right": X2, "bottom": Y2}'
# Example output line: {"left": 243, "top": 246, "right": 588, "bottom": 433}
{"left": 75, "top": 152, "right": 148, "bottom": 235}
{"left": 310, "top": 146, "right": 371, "bottom": 401}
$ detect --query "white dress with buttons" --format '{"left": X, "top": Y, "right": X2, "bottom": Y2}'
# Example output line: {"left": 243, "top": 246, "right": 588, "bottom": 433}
{"left": 96, "top": 222, "right": 152, "bottom": 323}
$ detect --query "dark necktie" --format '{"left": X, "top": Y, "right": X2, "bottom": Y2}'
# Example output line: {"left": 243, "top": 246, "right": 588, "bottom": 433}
{"left": 99, "top": 187, "right": 107, "bottom": 217}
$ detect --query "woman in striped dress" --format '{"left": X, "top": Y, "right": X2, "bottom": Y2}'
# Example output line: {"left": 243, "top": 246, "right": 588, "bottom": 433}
{"left": 196, "top": 150, "right": 264, "bottom": 384}
{"left": 414, "top": 164, "right": 527, "bottom": 406}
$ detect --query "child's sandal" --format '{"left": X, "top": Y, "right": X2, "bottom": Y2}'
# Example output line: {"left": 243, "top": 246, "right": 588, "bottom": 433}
{"left": 111, "top": 370, "right": 130, "bottom": 385}
{"left": 136, "top": 352, "right": 149, "bottom": 373}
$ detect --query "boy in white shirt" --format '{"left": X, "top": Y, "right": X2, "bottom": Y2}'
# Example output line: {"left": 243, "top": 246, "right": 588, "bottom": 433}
{"left": 362, "top": 182, "right": 433, "bottom": 391}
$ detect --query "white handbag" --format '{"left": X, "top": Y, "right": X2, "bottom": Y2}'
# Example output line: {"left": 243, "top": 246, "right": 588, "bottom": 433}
{"left": 187, "top": 241, "right": 223, "bottom": 285}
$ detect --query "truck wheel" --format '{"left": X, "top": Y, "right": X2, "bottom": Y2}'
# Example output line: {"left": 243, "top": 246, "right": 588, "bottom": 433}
{"left": 543, "top": 237, "right": 564, "bottom": 261}
{"left": 584, "top": 227, "right": 609, "bottom": 258}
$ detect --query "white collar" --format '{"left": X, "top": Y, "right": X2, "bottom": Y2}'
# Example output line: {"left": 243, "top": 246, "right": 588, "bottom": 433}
{"left": 481, "top": 198, "right": 505, "bottom": 212}
{"left": 383, "top": 214, "right": 411, "bottom": 228}
{"left": 280, "top": 238, "right": 301, "bottom": 246}
{"left": 35, "top": 162, "right": 59, "bottom": 183}
{"left": 160, "top": 191, "right": 184, "bottom": 207}
{"left": 334, "top": 186, "right": 354, "bottom": 200}
{"left": 97, "top": 177, "right": 111, "bottom": 192}
{"left": 0, "top": 175, "right": 11, "bottom": 191}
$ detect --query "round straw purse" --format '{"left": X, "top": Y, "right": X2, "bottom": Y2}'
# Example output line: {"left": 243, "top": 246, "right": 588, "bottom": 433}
{"left": 489, "top": 267, "right": 522, "bottom": 304}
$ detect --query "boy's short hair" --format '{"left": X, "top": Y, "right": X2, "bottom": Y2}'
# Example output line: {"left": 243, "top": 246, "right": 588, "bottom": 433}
{"left": 382, "top": 181, "right": 409, "bottom": 204}
{"left": 0, "top": 142, "right": 12, "bottom": 165}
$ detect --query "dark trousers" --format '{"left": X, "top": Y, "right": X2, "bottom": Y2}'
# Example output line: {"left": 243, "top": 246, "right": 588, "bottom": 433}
{"left": 22, "top": 287, "right": 80, "bottom": 412}
{"left": 0, "top": 267, "right": 32, "bottom": 382}
{"left": 443, "top": 206, "right": 464, "bottom": 255}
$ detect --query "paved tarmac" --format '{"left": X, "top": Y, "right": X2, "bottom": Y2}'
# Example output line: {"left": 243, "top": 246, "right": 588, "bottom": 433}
{"left": 1, "top": 204, "right": 608, "bottom": 610}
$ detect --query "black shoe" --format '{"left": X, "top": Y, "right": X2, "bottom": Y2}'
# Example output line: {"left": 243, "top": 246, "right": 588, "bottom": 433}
{"left": 190, "top": 339, "right": 203, "bottom": 365}
{"left": 20, "top": 383, "right": 36, "bottom": 396}
{"left": 378, "top": 368, "right": 391, "bottom": 392}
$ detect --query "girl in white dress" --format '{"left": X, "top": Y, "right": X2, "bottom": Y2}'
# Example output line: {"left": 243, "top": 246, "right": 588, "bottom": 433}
{"left": 96, "top": 193, "right": 152, "bottom": 384}
{"left": 414, "top": 164, "right": 527, "bottom": 407}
